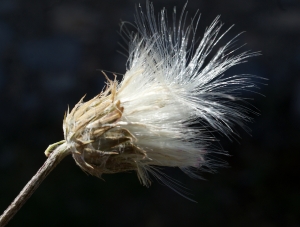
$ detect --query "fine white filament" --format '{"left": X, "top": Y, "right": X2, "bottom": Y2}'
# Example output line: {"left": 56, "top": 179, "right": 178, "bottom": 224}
{"left": 110, "top": 2, "right": 260, "bottom": 193}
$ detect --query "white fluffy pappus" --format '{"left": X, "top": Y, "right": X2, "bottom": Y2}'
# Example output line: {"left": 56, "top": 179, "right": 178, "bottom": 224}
{"left": 63, "top": 2, "right": 261, "bottom": 197}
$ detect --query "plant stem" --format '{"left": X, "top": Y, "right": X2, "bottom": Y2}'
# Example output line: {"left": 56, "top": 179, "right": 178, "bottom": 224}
{"left": 0, "top": 142, "right": 71, "bottom": 227}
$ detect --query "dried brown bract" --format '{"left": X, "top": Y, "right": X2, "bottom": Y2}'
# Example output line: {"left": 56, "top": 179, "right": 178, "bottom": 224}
{"left": 63, "top": 76, "right": 149, "bottom": 184}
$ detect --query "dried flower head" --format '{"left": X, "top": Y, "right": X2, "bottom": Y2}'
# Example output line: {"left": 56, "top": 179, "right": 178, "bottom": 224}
{"left": 63, "top": 2, "right": 260, "bottom": 190}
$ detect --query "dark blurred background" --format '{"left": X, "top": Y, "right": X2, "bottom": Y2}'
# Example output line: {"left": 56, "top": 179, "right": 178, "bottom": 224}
{"left": 0, "top": 0, "right": 299, "bottom": 226}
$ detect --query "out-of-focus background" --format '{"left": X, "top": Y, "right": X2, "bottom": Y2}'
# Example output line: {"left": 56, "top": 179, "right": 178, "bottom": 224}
{"left": 0, "top": 0, "right": 299, "bottom": 226}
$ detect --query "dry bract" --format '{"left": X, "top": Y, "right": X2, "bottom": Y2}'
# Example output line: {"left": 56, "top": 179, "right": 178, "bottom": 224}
{"left": 63, "top": 78, "right": 148, "bottom": 184}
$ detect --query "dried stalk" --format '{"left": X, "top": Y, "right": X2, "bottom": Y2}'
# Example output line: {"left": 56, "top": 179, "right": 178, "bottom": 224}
{"left": 0, "top": 142, "right": 71, "bottom": 227}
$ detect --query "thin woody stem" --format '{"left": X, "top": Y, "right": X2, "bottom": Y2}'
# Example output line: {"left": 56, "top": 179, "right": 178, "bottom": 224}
{"left": 0, "top": 142, "right": 71, "bottom": 227}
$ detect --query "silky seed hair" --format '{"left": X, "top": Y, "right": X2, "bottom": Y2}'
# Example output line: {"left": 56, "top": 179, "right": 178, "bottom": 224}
{"left": 63, "top": 2, "right": 261, "bottom": 195}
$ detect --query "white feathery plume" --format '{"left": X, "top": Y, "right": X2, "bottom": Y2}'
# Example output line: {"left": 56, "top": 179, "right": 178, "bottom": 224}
{"left": 62, "top": 1, "right": 260, "bottom": 193}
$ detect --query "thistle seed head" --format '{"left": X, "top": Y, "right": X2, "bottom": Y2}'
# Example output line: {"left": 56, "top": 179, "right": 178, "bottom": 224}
{"left": 62, "top": 2, "right": 261, "bottom": 191}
